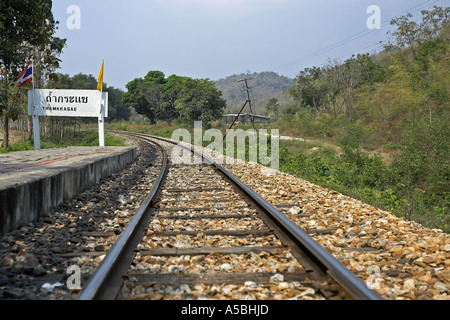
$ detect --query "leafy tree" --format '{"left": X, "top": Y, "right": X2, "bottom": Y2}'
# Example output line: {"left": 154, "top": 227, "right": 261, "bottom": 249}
{"left": 337, "top": 54, "right": 374, "bottom": 121}
{"left": 0, "top": 0, "right": 65, "bottom": 149}
{"left": 175, "top": 78, "right": 226, "bottom": 124}
{"left": 106, "top": 86, "right": 131, "bottom": 121}
{"left": 122, "top": 77, "right": 155, "bottom": 122}
{"left": 122, "top": 71, "right": 183, "bottom": 124}
{"left": 265, "top": 98, "right": 280, "bottom": 120}
{"left": 390, "top": 6, "right": 449, "bottom": 51}
{"left": 290, "top": 66, "right": 329, "bottom": 113}
{"left": 157, "top": 74, "right": 185, "bottom": 125}
{"left": 123, "top": 72, "right": 225, "bottom": 125}
{"left": 389, "top": 6, "right": 449, "bottom": 123}
{"left": 71, "top": 73, "right": 98, "bottom": 89}
{"left": 0, "top": 0, "right": 64, "bottom": 71}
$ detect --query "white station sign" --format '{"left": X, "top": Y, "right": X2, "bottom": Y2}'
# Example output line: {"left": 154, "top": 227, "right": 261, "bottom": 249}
{"left": 27, "top": 89, "right": 108, "bottom": 149}
{"left": 28, "top": 89, "right": 108, "bottom": 118}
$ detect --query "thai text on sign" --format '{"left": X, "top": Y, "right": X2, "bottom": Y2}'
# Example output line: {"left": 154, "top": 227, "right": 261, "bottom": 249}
{"left": 28, "top": 89, "right": 108, "bottom": 118}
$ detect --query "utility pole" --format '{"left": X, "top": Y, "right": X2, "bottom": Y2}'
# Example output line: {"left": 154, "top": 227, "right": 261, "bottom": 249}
{"left": 238, "top": 78, "right": 255, "bottom": 129}
{"left": 223, "top": 78, "right": 256, "bottom": 142}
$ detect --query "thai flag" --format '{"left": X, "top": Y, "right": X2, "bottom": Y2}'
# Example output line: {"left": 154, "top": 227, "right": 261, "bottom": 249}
{"left": 16, "top": 61, "right": 33, "bottom": 87}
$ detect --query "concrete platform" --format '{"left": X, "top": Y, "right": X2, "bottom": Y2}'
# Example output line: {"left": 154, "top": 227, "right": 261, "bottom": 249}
{"left": 0, "top": 146, "right": 136, "bottom": 236}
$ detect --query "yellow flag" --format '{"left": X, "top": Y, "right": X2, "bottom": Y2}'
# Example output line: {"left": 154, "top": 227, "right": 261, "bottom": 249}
{"left": 97, "top": 60, "right": 104, "bottom": 91}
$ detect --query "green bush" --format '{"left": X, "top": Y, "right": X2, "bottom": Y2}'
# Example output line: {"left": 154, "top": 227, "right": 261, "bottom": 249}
{"left": 0, "top": 140, "right": 34, "bottom": 153}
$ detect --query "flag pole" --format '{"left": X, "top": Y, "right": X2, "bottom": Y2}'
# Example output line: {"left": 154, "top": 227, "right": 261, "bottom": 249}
{"left": 98, "top": 59, "right": 105, "bottom": 147}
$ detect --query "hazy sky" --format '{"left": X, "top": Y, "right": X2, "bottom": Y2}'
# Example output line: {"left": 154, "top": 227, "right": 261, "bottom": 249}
{"left": 51, "top": 0, "right": 448, "bottom": 90}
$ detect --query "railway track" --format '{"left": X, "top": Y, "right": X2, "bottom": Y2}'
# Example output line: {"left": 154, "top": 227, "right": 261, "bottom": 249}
{"left": 77, "top": 132, "right": 382, "bottom": 300}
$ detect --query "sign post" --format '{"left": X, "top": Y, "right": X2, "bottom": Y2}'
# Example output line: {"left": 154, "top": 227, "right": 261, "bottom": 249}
{"left": 98, "top": 92, "right": 108, "bottom": 147}
{"left": 28, "top": 89, "right": 108, "bottom": 150}
{"left": 31, "top": 90, "right": 41, "bottom": 150}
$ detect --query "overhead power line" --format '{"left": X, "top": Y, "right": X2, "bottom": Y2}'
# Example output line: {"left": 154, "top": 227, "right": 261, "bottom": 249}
{"left": 273, "top": 0, "right": 439, "bottom": 73}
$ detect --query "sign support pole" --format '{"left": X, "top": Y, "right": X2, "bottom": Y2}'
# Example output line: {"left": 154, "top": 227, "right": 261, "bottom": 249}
{"left": 32, "top": 111, "right": 40, "bottom": 150}
{"left": 98, "top": 94, "right": 105, "bottom": 147}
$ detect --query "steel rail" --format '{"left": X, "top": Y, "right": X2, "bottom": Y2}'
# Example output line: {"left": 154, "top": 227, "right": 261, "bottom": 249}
{"left": 148, "top": 134, "right": 383, "bottom": 300}
{"left": 77, "top": 136, "right": 168, "bottom": 300}
{"left": 79, "top": 131, "right": 382, "bottom": 300}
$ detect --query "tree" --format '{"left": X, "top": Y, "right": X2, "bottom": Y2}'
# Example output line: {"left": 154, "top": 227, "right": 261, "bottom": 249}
{"left": 390, "top": 6, "right": 449, "bottom": 50}
{"left": 123, "top": 72, "right": 225, "bottom": 125}
{"left": 265, "top": 98, "right": 280, "bottom": 120}
{"left": 290, "top": 67, "right": 329, "bottom": 113}
{"left": 122, "top": 77, "right": 155, "bottom": 122}
{"left": 389, "top": 6, "right": 449, "bottom": 123}
{"left": 175, "top": 78, "right": 226, "bottom": 125}
{"left": 122, "top": 71, "right": 182, "bottom": 124}
{"left": 0, "top": 0, "right": 65, "bottom": 149}
{"left": 157, "top": 74, "right": 184, "bottom": 125}
{"left": 334, "top": 54, "right": 376, "bottom": 121}
{"left": 322, "top": 61, "right": 343, "bottom": 118}
{"left": 106, "top": 86, "right": 131, "bottom": 121}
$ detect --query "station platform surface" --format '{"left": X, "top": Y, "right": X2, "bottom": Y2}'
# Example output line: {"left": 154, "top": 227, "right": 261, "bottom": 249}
{"left": 0, "top": 146, "right": 136, "bottom": 236}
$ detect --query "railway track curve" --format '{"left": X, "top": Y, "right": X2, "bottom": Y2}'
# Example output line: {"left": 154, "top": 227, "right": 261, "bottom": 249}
{"left": 78, "top": 131, "right": 382, "bottom": 300}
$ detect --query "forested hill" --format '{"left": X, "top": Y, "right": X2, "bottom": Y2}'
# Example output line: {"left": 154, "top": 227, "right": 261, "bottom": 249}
{"left": 215, "top": 72, "right": 294, "bottom": 115}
